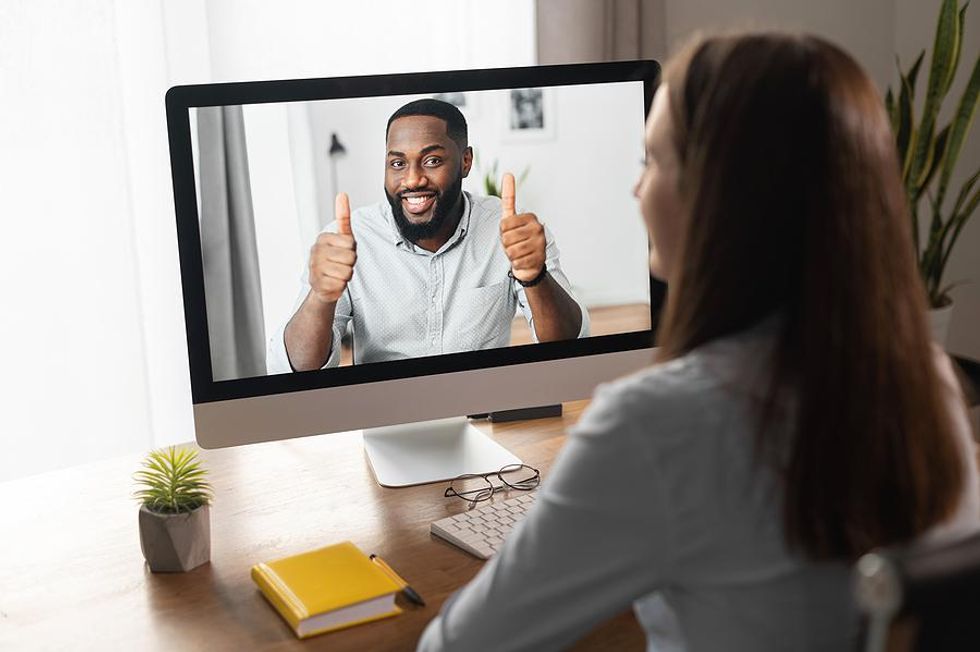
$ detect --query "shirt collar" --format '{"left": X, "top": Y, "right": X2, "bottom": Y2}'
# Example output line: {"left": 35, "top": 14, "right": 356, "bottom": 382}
{"left": 385, "top": 192, "right": 472, "bottom": 255}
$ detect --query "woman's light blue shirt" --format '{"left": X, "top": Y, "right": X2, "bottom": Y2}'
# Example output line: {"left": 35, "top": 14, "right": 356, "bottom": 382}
{"left": 417, "top": 319, "right": 980, "bottom": 651}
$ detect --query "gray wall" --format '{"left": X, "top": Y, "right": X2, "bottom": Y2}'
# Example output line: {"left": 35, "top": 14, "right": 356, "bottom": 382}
{"left": 538, "top": 0, "right": 980, "bottom": 359}
{"left": 894, "top": 0, "right": 980, "bottom": 360}
{"left": 666, "top": 0, "right": 980, "bottom": 360}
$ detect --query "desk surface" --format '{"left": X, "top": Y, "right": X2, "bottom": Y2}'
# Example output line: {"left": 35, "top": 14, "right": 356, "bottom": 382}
{"left": 0, "top": 400, "right": 644, "bottom": 651}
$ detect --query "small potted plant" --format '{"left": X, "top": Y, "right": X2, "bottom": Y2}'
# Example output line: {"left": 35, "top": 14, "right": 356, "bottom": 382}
{"left": 885, "top": 0, "right": 980, "bottom": 344}
{"left": 475, "top": 152, "right": 530, "bottom": 198}
{"left": 134, "top": 446, "right": 213, "bottom": 572}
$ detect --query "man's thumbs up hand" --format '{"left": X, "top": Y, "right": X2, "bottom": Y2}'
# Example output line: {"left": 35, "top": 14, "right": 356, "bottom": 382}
{"left": 336, "top": 192, "right": 352, "bottom": 235}
{"left": 499, "top": 172, "right": 546, "bottom": 284}
{"left": 501, "top": 170, "right": 517, "bottom": 220}
{"left": 309, "top": 192, "right": 358, "bottom": 304}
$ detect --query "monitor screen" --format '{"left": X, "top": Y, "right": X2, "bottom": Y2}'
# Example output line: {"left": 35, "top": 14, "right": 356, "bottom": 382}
{"left": 167, "top": 62, "right": 662, "bottom": 478}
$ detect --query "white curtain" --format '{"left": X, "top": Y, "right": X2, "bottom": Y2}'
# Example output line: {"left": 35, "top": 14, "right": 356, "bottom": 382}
{"left": 1, "top": 0, "right": 537, "bottom": 481}
{"left": 536, "top": 0, "right": 667, "bottom": 64}
{"left": 197, "top": 105, "right": 267, "bottom": 381}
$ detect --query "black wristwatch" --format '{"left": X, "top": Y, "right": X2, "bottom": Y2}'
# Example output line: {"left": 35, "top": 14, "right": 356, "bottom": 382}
{"left": 508, "top": 266, "right": 548, "bottom": 288}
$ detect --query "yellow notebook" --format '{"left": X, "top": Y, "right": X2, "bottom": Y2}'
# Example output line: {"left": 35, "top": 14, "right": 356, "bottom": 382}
{"left": 251, "top": 541, "right": 402, "bottom": 638}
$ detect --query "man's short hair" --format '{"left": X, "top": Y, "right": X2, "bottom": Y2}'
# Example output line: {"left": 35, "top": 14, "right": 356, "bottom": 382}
{"left": 386, "top": 99, "right": 468, "bottom": 150}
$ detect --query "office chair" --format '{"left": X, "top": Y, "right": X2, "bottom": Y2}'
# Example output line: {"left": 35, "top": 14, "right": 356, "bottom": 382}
{"left": 854, "top": 530, "right": 980, "bottom": 651}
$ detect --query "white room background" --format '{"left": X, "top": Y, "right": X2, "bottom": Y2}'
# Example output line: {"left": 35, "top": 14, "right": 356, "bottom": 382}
{"left": 1, "top": 0, "right": 537, "bottom": 481}
{"left": 239, "top": 82, "right": 650, "bottom": 344}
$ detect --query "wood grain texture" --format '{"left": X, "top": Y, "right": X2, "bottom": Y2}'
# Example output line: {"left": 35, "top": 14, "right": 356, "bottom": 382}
{"left": 0, "top": 400, "right": 645, "bottom": 651}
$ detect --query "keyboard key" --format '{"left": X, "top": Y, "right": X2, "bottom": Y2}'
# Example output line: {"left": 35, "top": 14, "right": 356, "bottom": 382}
{"left": 430, "top": 492, "right": 539, "bottom": 560}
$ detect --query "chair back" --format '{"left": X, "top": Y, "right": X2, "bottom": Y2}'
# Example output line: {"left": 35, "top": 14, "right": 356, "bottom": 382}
{"left": 854, "top": 531, "right": 980, "bottom": 652}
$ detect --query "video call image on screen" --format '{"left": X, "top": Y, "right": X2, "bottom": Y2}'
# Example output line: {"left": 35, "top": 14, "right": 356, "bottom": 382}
{"left": 191, "top": 81, "right": 651, "bottom": 382}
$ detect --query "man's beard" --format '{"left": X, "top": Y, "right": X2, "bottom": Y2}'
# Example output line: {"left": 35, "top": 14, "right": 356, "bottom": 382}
{"left": 386, "top": 173, "right": 464, "bottom": 243}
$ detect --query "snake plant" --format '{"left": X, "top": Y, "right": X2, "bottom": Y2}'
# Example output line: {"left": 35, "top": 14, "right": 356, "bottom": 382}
{"left": 885, "top": 0, "right": 980, "bottom": 308}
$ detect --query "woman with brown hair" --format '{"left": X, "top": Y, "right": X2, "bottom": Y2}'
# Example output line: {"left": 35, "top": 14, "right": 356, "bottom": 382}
{"left": 418, "top": 33, "right": 979, "bottom": 651}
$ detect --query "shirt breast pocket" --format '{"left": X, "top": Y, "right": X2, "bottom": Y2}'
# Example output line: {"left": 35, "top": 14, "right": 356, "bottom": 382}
{"left": 451, "top": 280, "right": 514, "bottom": 351}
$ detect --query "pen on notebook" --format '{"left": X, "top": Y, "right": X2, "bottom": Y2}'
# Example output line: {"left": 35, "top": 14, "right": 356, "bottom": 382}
{"left": 369, "top": 554, "right": 426, "bottom": 607}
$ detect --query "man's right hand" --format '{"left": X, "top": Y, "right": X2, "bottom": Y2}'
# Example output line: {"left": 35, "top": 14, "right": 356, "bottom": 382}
{"left": 309, "top": 192, "right": 357, "bottom": 304}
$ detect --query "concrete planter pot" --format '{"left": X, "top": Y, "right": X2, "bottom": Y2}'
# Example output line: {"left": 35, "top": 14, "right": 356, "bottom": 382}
{"left": 138, "top": 504, "right": 211, "bottom": 572}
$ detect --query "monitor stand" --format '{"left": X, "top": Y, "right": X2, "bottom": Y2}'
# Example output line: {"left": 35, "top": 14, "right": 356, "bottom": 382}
{"left": 362, "top": 417, "right": 521, "bottom": 488}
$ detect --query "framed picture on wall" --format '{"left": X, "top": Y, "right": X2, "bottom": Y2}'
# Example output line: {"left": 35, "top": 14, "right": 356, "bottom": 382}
{"left": 502, "top": 87, "right": 555, "bottom": 142}
{"left": 432, "top": 91, "right": 467, "bottom": 107}
{"left": 432, "top": 91, "right": 479, "bottom": 119}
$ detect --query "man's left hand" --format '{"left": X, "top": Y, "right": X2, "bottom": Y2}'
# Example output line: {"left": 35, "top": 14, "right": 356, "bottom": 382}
{"left": 499, "top": 172, "right": 546, "bottom": 283}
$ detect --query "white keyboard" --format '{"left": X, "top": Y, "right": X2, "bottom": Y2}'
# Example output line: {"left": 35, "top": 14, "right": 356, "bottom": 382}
{"left": 430, "top": 492, "right": 537, "bottom": 559}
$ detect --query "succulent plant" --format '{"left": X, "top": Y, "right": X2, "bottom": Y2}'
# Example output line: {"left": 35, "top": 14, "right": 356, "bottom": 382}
{"left": 134, "top": 446, "right": 212, "bottom": 514}
{"left": 475, "top": 152, "right": 530, "bottom": 198}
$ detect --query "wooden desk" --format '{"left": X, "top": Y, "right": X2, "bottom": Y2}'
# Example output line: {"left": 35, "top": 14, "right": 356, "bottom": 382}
{"left": 0, "top": 400, "right": 644, "bottom": 651}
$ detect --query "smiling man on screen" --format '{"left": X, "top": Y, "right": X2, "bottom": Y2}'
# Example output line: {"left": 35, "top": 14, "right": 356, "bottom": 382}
{"left": 268, "top": 99, "right": 588, "bottom": 371}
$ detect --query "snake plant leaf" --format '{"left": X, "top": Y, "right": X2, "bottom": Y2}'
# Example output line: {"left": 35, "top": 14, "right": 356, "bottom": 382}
{"left": 936, "top": 168, "right": 980, "bottom": 292}
{"left": 933, "top": 166, "right": 980, "bottom": 277}
{"left": 908, "top": 0, "right": 959, "bottom": 189}
{"left": 952, "top": 166, "right": 980, "bottom": 217}
{"left": 959, "top": 176, "right": 980, "bottom": 223}
{"left": 921, "top": 192, "right": 944, "bottom": 274}
{"left": 915, "top": 123, "right": 951, "bottom": 204}
{"left": 938, "top": 186, "right": 980, "bottom": 284}
{"left": 936, "top": 52, "right": 980, "bottom": 210}
{"left": 895, "top": 51, "right": 924, "bottom": 181}
{"left": 898, "top": 69, "right": 916, "bottom": 181}
{"left": 937, "top": 279, "right": 970, "bottom": 301}
{"left": 889, "top": 51, "right": 925, "bottom": 136}
{"left": 906, "top": 49, "right": 927, "bottom": 98}
{"left": 886, "top": 87, "right": 897, "bottom": 133}
{"left": 945, "top": 2, "right": 970, "bottom": 96}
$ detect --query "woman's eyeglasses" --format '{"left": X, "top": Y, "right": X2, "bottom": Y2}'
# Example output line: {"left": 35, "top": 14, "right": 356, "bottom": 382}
{"left": 444, "top": 463, "right": 541, "bottom": 504}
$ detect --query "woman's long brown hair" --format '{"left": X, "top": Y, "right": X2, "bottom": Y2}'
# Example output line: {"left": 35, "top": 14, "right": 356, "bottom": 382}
{"left": 656, "top": 33, "right": 964, "bottom": 560}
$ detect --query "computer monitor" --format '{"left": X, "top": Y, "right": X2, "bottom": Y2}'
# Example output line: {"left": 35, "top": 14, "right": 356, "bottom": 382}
{"left": 166, "top": 60, "right": 663, "bottom": 487}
